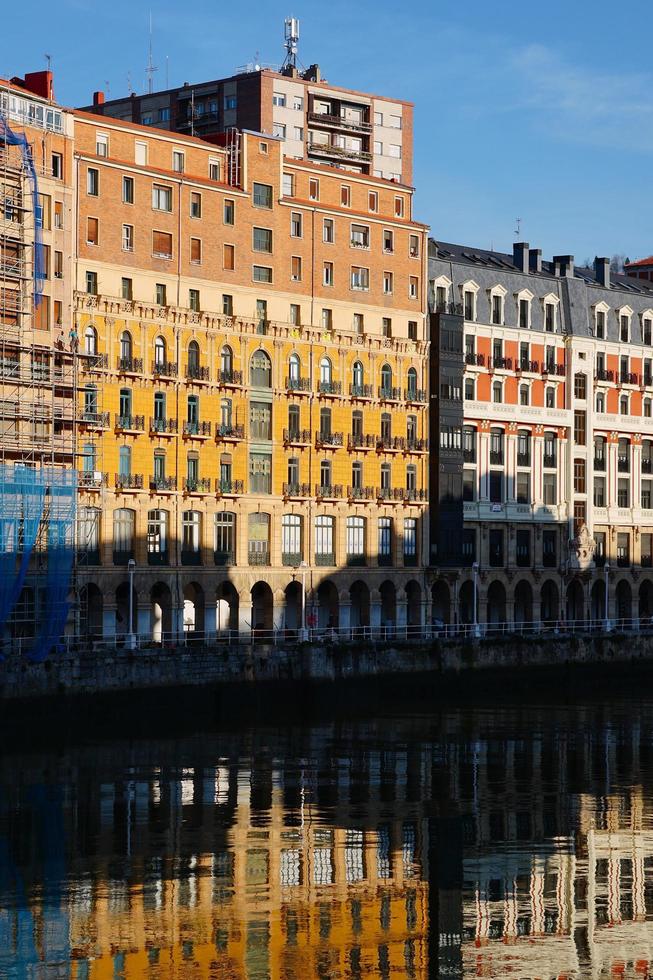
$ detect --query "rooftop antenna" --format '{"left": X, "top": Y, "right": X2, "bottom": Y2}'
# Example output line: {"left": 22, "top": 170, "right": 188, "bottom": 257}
{"left": 514, "top": 217, "right": 522, "bottom": 239}
{"left": 165, "top": 55, "right": 169, "bottom": 89}
{"left": 282, "top": 16, "right": 300, "bottom": 70}
{"left": 146, "top": 11, "right": 158, "bottom": 94}
{"left": 45, "top": 53, "right": 52, "bottom": 72}
{"left": 127, "top": 71, "right": 133, "bottom": 95}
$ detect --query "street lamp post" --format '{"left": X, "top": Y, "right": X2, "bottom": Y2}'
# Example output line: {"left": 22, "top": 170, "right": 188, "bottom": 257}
{"left": 604, "top": 562, "right": 611, "bottom": 632}
{"left": 126, "top": 558, "right": 136, "bottom": 650}
{"left": 472, "top": 561, "right": 481, "bottom": 639}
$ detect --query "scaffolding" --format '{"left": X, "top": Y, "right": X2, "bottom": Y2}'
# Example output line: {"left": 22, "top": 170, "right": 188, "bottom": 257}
{"left": 0, "top": 104, "right": 77, "bottom": 659}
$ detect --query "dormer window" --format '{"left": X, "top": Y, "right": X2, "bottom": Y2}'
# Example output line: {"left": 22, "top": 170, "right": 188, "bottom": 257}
{"left": 462, "top": 281, "right": 479, "bottom": 322}
{"left": 516, "top": 289, "right": 534, "bottom": 329}
{"left": 620, "top": 314, "right": 630, "bottom": 342}
{"left": 489, "top": 285, "right": 506, "bottom": 325}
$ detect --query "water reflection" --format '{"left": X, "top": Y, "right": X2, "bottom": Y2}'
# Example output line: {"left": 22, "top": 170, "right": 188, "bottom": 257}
{"left": 2, "top": 703, "right": 653, "bottom": 977}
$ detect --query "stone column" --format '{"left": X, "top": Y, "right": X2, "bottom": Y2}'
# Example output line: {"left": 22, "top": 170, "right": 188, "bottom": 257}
{"left": 396, "top": 598, "right": 408, "bottom": 637}
{"left": 339, "top": 599, "right": 351, "bottom": 635}
{"left": 204, "top": 603, "right": 216, "bottom": 640}
{"left": 272, "top": 592, "right": 286, "bottom": 634}
{"left": 103, "top": 603, "right": 117, "bottom": 640}
{"left": 370, "top": 591, "right": 382, "bottom": 634}
{"left": 238, "top": 589, "right": 252, "bottom": 636}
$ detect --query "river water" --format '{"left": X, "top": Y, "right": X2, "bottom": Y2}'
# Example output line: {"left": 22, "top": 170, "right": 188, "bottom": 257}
{"left": 2, "top": 696, "right": 653, "bottom": 978}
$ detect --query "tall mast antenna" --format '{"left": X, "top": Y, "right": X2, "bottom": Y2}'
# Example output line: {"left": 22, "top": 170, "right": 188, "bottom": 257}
{"left": 146, "top": 12, "right": 158, "bottom": 94}
{"left": 282, "top": 17, "right": 300, "bottom": 70}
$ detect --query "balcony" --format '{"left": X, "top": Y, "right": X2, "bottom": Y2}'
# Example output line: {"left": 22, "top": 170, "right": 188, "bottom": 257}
{"left": 181, "top": 550, "right": 202, "bottom": 566}
{"left": 147, "top": 551, "right": 169, "bottom": 566}
{"left": 308, "top": 110, "right": 372, "bottom": 133}
{"left": 184, "top": 477, "right": 211, "bottom": 494}
{"left": 594, "top": 368, "right": 613, "bottom": 382}
{"left": 348, "top": 433, "right": 376, "bottom": 451}
{"left": 346, "top": 553, "right": 367, "bottom": 567}
{"left": 150, "top": 417, "right": 178, "bottom": 435}
{"left": 462, "top": 449, "right": 476, "bottom": 464}
{"left": 283, "top": 482, "right": 311, "bottom": 498}
{"left": 81, "top": 351, "right": 108, "bottom": 370}
{"left": 216, "top": 478, "right": 244, "bottom": 496}
{"left": 517, "top": 452, "right": 531, "bottom": 467}
{"left": 348, "top": 486, "right": 374, "bottom": 501}
{"left": 183, "top": 420, "right": 211, "bottom": 438}
{"left": 78, "top": 471, "right": 107, "bottom": 489}
{"left": 319, "top": 380, "right": 342, "bottom": 397}
{"left": 219, "top": 369, "right": 243, "bottom": 387}
{"left": 490, "top": 451, "right": 504, "bottom": 466}
{"left": 150, "top": 476, "right": 176, "bottom": 492}
{"left": 284, "top": 428, "right": 311, "bottom": 446}
{"left": 643, "top": 458, "right": 653, "bottom": 474}
{"left": 307, "top": 140, "right": 372, "bottom": 164}
{"left": 618, "top": 456, "right": 630, "bottom": 473}
{"left": 316, "top": 431, "right": 343, "bottom": 449}
{"left": 248, "top": 550, "right": 270, "bottom": 567}
{"left": 113, "top": 550, "right": 134, "bottom": 566}
{"left": 152, "top": 360, "right": 177, "bottom": 378}
{"left": 378, "top": 385, "right": 402, "bottom": 402}
{"left": 377, "top": 435, "right": 406, "bottom": 453}
{"left": 115, "top": 413, "right": 145, "bottom": 432}
{"left": 115, "top": 473, "right": 143, "bottom": 490}
{"left": 186, "top": 364, "right": 210, "bottom": 382}
{"left": 282, "top": 552, "right": 303, "bottom": 567}
{"left": 350, "top": 383, "right": 373, "bottom": 399}
{"left": 315, "top": 552, "right": 335, "bottom": 566}
{"left": 405, "top": 388, "right": 427, "bottom": 403}
{"left": 489, "top": 356, "right": 512, "bottom": 371}
{"left": 620, "top": 371, "right": 640, "bottom": 386}
{"left": 286, "top": 376, "right": 311, "bottom": 393}
{"left": 316, "top": 484, "right": 343, "bottom": 500}
{"left": 465, "top": 352, "right": 485, "bottom": 366}
{"left": 544, "top": 454, "right": 557, "bottom": 469}
{"left": 216, "top": 423, "right": 244, "bottom": 442}
{"left": 80, "top": 411, "right": 110, "bottom": 428}
{"left": 117, "top": 356, "right": 143, "bottom": 373}
{"left": 213, "top": 550, "right": 235, "bottom": 566}
{"left": 518, "top": 359, "right": 539, "bottom": 374}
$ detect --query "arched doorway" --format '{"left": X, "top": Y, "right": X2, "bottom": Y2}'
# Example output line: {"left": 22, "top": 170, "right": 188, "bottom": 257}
{"left": 431, "top": 580, "right": 450, "bottom": 626}
{"left": 183, "top": 582, "right": 205, "bottom": 637}
{"left": 459, "top": 580, "right": 475, "bottom": 626}
{"left": 284, "top": 581, "right": 302, "bottom": 634}
{"left": 566, "top": 579, "right": 585, "bottom": 627}
{"left": 540, "top": 580, "right": 559, "bottom": 627}
{"left": 116, "top": 582, "right": 137, "bottom": 640}
{"left": 251, "top": 581, "right": 273, "bottom": 635}
{"left": 513, "top": 580, "right": 533, "bottom": 631}
{"left": 151, "top": 582, "right": 172, "bottom": 643}
{"left": 487, "top": 580, "right": 506, "bottom": 631}
{"left": 380, "top": 580, "right": 396, "bottom": 632}
{"left": 406, "top": 581, "right": 422, "bottom": 631}
{"left": 349, "top": 580, "right": 369, "bottom": 632}
{"left": 639, "top": 579, "right": 653, "bottom": 627}
{"left": 80, "top": 583, "right": 103, "bottom": 639}
{"left": 591, "top": 580, "right": 605, "bottom": 627}
{"left": 216, "top": 582, "right": 238, "bottom": 636}
{"left": 616, "top": 579, "right": 632, "bottom": 629}
{"left": 317, "top": 580, "right": 339, "bottom": 631}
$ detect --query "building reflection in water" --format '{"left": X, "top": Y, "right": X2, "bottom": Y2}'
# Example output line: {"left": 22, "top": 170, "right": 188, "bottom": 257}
{"left": 1, "top": 707, "right": 653, "bottom": 978}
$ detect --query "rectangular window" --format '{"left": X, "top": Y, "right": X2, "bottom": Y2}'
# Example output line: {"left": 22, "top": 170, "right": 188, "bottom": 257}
{"left": 51, "top": 152, "right": 63, "bottom": 178}
{"left": 223, "top": 199, "right": 234, "bottom": 225}
{"left": 341, "top": 185, "right": 351, "bottom": 207}
{"left": 290, "top": 211, "right": 302, "bottom": 237}
{"left": 121, "top": 277, "right": 132, "bottom": 300}
{"left": 152, "top": 230, "right": 173, "bottom": 259}
{"left": 152, "top": 184, "right": 172, "bottom": 211}
{"left": 383, "top": 229, "right": 394, "bottom": 253}
{"left": 86, "top": 216, "right": 98, "bottom": 245}
{"left": 190, "top": 191, "right": 202, "bottom": 218}
{"left": 190, "top": 238, "right": 201, "bottom": 265}
{"left": 378, "top": 518, "right": 392, "bottom": 563}
{"left": 394, "top": 196, "right": 404, "bottom": 217}
{"left": 409, "top": 234, "right": 419, "bottom": 258}
{"left": 617, "top": 532, "right": 630, "bottom": 567}
{"left": 408, "top": 321, "right": 418, "bottom": 341}
{"left": 249, "top": 454, "right": 272, "bottom": 494}
{"left": 155, "top": 283, "right": 167, "bottom": 306}
{"left": 291, "top": 256, "right": 302, "bottom": 282}
{"left": 516, "top": 530, "right": 530, "bottom": 567}
{"left": 87, "top": 168, "right": 98, "bottom": 196}
{"left": 574, "top": 458, "right": 586, "bottom": 494}
{"left": 223, "top": 244, "right": 235, "bottom": 270}
{"left": 253, "top": 265, "right": 273, "bottom": 283}
{"left": 323, "top": 262, "right": 333, "bottom": 286}
{"left": 135, "top": 141, "right": 147, "bottom": 165}
{"left": 309, "top": 178, "right": 319, "bottom": 200}
{"left": 54, "top": 201, "right": 63, "bottom": 229}
{"left": 403, "top": 519, "right": 416, "bottom": 562}
{"left": 54, "top": 250, "right": 63, "bottom": 279}
{"left": 383, "top": 272, "right": 393, "bottom": 294}
{"left": 543, "top": 529, "right": 557, "bottom": 567}
{"left": 617, "top": 479, "right": 630, "bottom": 508}
{"left": 188, "top": 289, "right": 200, "bottom": 312}
{"left": 382, "top": 317, "right": 392, "bottom": 338}
{"left": 489, "top": 529, "right": 503, "bottom": 567}
{"left": 122, "top": 224, "right": 133, "bottom": 251}
{"left": 323, "top": 218, "right": 334, "bottom": 244}
{"left": 351, "top": 224, "right": 369, "bottom": 248}
{"left": 574, "top": 411, "right": 586, "bottom": 446}
{"left": 543, "top": 473, "right": 556, "bottom": 505}
{"left": 351, "top": 267, "right": 369, "bottom": 291}
{"left": 253, "top": 183, "right": 273, "bottom": 208}
{"left": 594, "top": 477, "right": 606, "bottom": 507}
{"left": 122, "top": 175, "right": 134, "bottom": 204}
{"left": 209, "top": 158, "right": 220, "bottom": 181}
{"left": 273, "top": 92, "right": 286, "bottom": 107}
{"left": 516, "top": 472, "right": 530, "bottom": 504}
{"left": 253, "top": 227, "right": 273, "bottom": 252}
{"left": 409, "top": 277, "right": 419, "bottom": 299}
{"left": 85, "top": 270, "right": 97, "bottom": 294}
{"left": 172, "top": 150, "right": 184, "bottom": 173}
{"left": 222, "top": 294, "right": 233, "bottom": 316}
{"left": 545, "top": 304, "right": 555, "bottom": 332}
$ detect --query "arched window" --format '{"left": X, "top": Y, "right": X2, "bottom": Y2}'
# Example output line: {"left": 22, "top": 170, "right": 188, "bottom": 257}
{"left": 188, "top": 340, "right": 200, "bottom": 375}
{"left": 519, "top": 384, "right": 529, "bottom": 406}
{"left": 596, "top": 392, "right": 605, "bottom": 413}
{"left": 119, "top": 330, "right": 132, "bottom": 361}
{"left": 250, "top": 349, "right": 272, "bottom": 387}
{"left": 381, "top": 412, "right": 392, "bottom": 442}
{"left": 147, "top": 509, "right": 169, "bottom": 561}
{"left": 352, "top": 360, "right": 364, "bottom": 389}
{"left": 214, "top": 512, "right": 236, "bottom": 563}
{"left": 380, "top": 364, "right": 393, "bottom": 393}
{"left": 346, "top": 516, "right": 366, "bottom": 563}
{"left": 288, "top": 353, "right": 301, "bottom": 384}
{"left": 319, "top": 356, "right": 332, "bottom": 384}
{"left": 182, "top": 510, "right": 202, "bottom": 558}
{"left": 220, "top": 345, "right": 233, "bottom": 380}
{"left": 281, "top": 514, "right": 302, "bottom": 562}
{"left": 113, "top": 508, "right": 135, "bottom": 560}
{"left": 154, "top": 336, "right": 166, "bottom": 368}
{"left": 84, "top": 325, "right": 97, "bottom": 355}
{"left": 620, "top": 394, "right": 629, "bottom": 415}
{"left": 406, "top": 367, "right": 417, "bottom": 398}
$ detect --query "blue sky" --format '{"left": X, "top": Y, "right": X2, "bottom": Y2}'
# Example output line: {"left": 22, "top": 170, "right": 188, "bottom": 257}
{"left": 9, "top": 0, "right": 653, "bottom": 261}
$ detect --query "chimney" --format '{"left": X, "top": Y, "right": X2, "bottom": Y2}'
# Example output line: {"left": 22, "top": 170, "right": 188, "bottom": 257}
{"left": 22, "top": 70, "right": 54, "bottom": 101}
{"left": 529, "top": 248, "right": 542, "bottom": 273}
{"left": 303, "top": 63, "right": 321, "bottom": 82}
{"left": 553, "top": 254, "right": 575, "bottom": 278}
{"left": 594, "top": 256, "right": 610, "bottom": 288}
{"left": 93, "top": 90, "right": 105, "bottom": 107}
{"left": 513, "top": 242, "right": 529, "bottom": 274}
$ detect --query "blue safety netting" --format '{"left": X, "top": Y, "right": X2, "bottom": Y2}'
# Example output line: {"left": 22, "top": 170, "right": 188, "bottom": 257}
{"left": 0, "top": 466, "right": 76, "bottom": 662}
{"left": 0, "top": 111, "right": 45, "bottom": 306}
